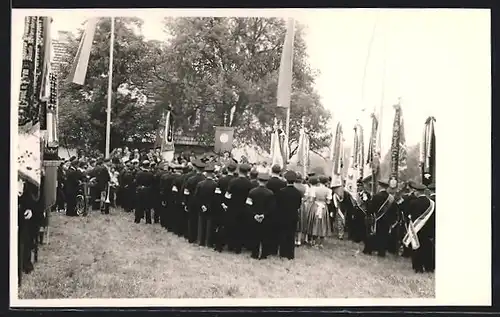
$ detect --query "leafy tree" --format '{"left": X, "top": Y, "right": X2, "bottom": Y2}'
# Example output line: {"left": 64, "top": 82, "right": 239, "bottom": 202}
{"left": 149, "top": 17, "right": 332, "bottom": 157}
{"left": 58, "top": 17, "right": 160, "bottom": 152}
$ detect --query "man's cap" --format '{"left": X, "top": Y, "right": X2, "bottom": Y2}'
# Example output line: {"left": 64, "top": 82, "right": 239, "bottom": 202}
{"left": 319, "top": 175, "right": 329, "bottom": 184}
{"left": 239, "top": 163, "right": 251, "bottom": 173}
{"left": 141, "top": 160, "right": 150, "bottom": 166}
{"left": 271, "top": 164, "right": 282, "bottom": 174}
{"left": 257, "top": 173, "right": 270, "bottom": 181}
{"left": 427, "top": 183, "right": 435, "bottom": 191}
{"left": 378, "top": 179, "right": 390, "bottom": 187}
{"left": 193, "top": 159, "right": 206, "bottom": 169}
{"left": 307, "top": 172, "right": 316, "bottom": 177}
{"left": 284, "top": 170, "right": 297, "bottom": 182}
{"left": 249, "top": 169, "right": 259, "bottom": 178}
{"left": 410, "top": 182, "right": 427, "bottom": 190}
{"left": 227, "top": 163, "right": 237, "bottom": 172}
{"left": 309, "top": 176, "right": 319, "bottom": 185}
{"left": 204, "top": 164, "right": 215, "bottom": 173}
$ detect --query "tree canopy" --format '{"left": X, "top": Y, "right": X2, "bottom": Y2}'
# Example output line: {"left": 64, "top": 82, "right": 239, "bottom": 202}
{"left": 58, "top": 17, "right": 331, "bottom": 157}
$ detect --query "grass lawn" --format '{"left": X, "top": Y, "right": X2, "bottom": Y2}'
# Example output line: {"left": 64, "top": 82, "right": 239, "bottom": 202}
{"left": 18, "top": 209, "right": 434, "bottom": 299}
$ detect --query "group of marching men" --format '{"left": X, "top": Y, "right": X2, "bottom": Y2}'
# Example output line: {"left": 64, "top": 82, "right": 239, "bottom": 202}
{"left": 109, "top": 156, "right": 435, "bottom": 273}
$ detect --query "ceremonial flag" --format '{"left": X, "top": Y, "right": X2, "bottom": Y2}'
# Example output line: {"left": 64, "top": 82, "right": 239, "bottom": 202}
{"left": 365, "top": 113, "right": 380, "bottom": 194}
{"left": 229, "top": 105, "right": 236, "bottom": 126}
{"left": 389, "top": 102, "right": 407, "bottom": 188}
{"left": 276, "top": 18, "right": 295, "bottom": 109}
{"left": 296, "top": 122, "right": 310, "bottom": 176}
{"left": 420, "top": 116, "right": 436, "bottom": 186}
{"left": 159, "top": 110, "right": 175, "bottom": 162}
{"left": 215, "top": 126, "right": 234, "bottom": 154}
{"left": 271, "top": 128, "right": 284, "bottom": 168}
{"left": 68, "top": 18, "right": 98, "bottom": 86}
{"left": 39, "top": 17, "right": 52, "bottom": 102}
{"left": 331, "top": 122, "right": 344, "bottom": 181}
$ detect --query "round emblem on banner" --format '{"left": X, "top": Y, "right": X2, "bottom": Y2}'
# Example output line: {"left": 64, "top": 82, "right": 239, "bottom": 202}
{"left": 219, "top": 133, "right": 229, "bottom": 143}
{"left": 389, "top": 177, "right": 398, "bottom": 189}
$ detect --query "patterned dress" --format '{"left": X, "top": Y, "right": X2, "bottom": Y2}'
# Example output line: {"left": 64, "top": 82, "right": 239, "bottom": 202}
{"left": 307, "top": 184, "right": 332, "bottom": 237}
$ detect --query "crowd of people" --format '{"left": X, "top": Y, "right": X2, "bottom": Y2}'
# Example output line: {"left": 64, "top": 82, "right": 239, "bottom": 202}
{"left": 53, "top": 146, "right": 436, "bottom": 273}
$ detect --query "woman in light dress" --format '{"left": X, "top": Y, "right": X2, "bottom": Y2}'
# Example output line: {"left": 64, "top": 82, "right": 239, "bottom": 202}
{"left": 306, "top": 176, "right": 332, "bottom": 248}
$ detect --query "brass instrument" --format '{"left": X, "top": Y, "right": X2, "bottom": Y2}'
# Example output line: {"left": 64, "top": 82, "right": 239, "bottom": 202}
{"left": 105, "top": 182, "right": 111, "bottom": 204}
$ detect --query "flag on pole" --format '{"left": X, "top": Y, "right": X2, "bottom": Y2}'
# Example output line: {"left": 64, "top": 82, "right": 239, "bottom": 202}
{"left": 420, "top": 116, "right": 436, "bottom": 186}
{"left": 215, "top": 126, "right": 234, "bottom": 154}
{"left": 331, "top": 122, "right": 344, "bottom": 184}
{"left": 161, "top": 111, "right": 175, "bottom": 162}
{"left": 389, "top": 101, "right": 407, "bottom": 188}
{"left": 68, "top": 18, "right": 98, "bottom": 86}
{"left": 296, "top": 120, "right": 310, "bottom": 176}
{"left": 39, "top": 17, "right": 52, "bottom": 102}
{"left": 276, "top": 18, "right": 295, "bottom": 109}
{"left": 271, "top": 128, "right": 284, "bottom": 169}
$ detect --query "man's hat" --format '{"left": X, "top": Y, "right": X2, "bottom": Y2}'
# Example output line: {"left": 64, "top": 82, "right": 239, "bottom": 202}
{"left": 257, "top": 173, "right": 270, "bottom": 181}
{"left": 193, "top": 159, "right": 206, "bottom": 169}
{"left": 410, "top": 182, "right": 427, "bottom": 191}
{"left": 250, "top": 169, "right": 259, "bottom": 178}
{"left": 271, "top": 164, "right": 282, "bottom": 174}
{"left": 227, "top": 163, "right": 237, "bottom": 172}
{"left": 141, "top": 160, "right": 150, "bottom": 167}
{"left": 204, "top": 164, "right": 215, "bottom": 173}
{"left": 378, "top": 179, "right": 390, "bottom": 187}
{"left": 427, "top": 183, "right": 436, "bottom": 191}
{"left": 319, "top": 175, "right": 329, "bottom": 184}
{"left": 284, "top": 170, "right": 297, "bottom": 182}
{"left": 239, "top": 163, "right": 251, "bottom": 173}
{"left": 309, "top": 176, "right": 319, "bottom": 185}
{"left": 307, "top": 172, "right": 316, "bottom": 177}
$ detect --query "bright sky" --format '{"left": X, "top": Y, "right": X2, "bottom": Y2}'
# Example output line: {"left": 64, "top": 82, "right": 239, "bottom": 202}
{"left": 14, "top": 9, "right": 490, "bottom": 153}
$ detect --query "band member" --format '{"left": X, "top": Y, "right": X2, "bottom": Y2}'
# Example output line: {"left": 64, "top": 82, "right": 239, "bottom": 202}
{"left": 363, "top": 179, "right": 399, "bottom": 257}
{"left": 224, "top": 163, "right": 253, "bottom": 254}
{"left": 151, "top": 162, "right": 162, "bottom": 224}
{"left": 99, "top": 159, "right": 112, "bottom": 214}
{"left": 159, "top": 164, "right": 174, "bottom": 230}
{"left": 249, "top": 169, "right": 259, "bottom": 188}
{"left": 404, "top": 183, "right": 436, "bottom": 273}
{"left": 266, "top": 165, "right": 286, "bottom": 255}
{"left": 134, "top": 160, "right": 154, "bottom": 224}
{"left": 171, "top": 165, "right": 187, "bottom": 236}
{"left": 65, "top": 160, "right": 83, "bottom": 217}
{"left": 246, "top": 173, "right": 275, "bottom": 259}
{"left": 213, "top": 163, "right": 237, "bottom": 252}
{"left": 194, "top": 164, "right": 217, "bottom": 247}
{"left": 276, "top": 171, "right": 302, "bottom": 260}
{"left": 184, "top": 160, "right": 206, "bottom": 243}
{"left": 399, "top": 181, "right": 418, "bottom": 257}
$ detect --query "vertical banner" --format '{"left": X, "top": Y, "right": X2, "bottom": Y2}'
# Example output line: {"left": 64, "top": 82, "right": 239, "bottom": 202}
{"left": 161, "top": 111, "right": 175, "bottom": 162}
{"left": 331, "top": 122, "right": 344, "bottom": 185}
{"left": 365, "top": 113, "right": 380, "bottom": 194}
{"left": 68, "top": 17, "right": 98, "bottom": 86}
{"left": 420, "top": 116, "right": 436, "bottom": 186}
{"left": 296, "top": 119, "right": 310, "bottom": 177}
{"left": 271, "top": 129, "right": 284, "bottom": 169}
{"left": 43, "top": 73, "right": 59, "bottom": 160}
{"left": 18, "top": 16, "right": 44, "bottom": 188}
{"left": 389, "top": 103, "right": 407, "bottom": 189}
{"left": 214, "top": 126, "right": 234, "bottom": 154}
{"left": 276, "top": 18, "right": 295, "bottom": 109}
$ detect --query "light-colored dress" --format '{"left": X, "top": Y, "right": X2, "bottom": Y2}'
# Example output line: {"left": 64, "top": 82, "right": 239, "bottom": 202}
{"left": 307, "top": 184, "right": 332, "bottom": 237}
{"left": 294, "top": 183, "right": 308, "bottom": 233}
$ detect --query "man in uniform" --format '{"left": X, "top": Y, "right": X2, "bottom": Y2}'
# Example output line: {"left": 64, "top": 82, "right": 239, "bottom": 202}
{"left": 404, "top": 182, "right": 435, "bottom": 273}
{"left": 170, "top": 165, "right": 186, "bottom": 236}
{"left": 194, "top": 164, "right": 218, "bottom": 247}
{"left": 151, "top": 162, "right": 163, "bottom": 224}
{"left": 265, "top": 164, "right": 286, "bottom": 255}
{"left": 159, "top": 163, "right": 174, "bottom": 230}
{"left": 184, "top": 159, "right": 206, "bottom": 243}
{"left": 276, "top": 171, "right": 302, "bottom": 260}
{"left": 213, "top": 163, "right": 237, "bottom": 252}
{"left": 362, "top": 179, "right": 399, "bottom": 257}
{"left": 65, "top": 160, "right": 83, "bottom": 217}
{"left": 134, "top": 160, "right": 154, "bottom": 224}
{"left": 249, "top": 169, "right": 259, "bottom": 188}
{"left": 246, "top": 173, "right": 275, "bottom": 259}
{"left": 120, "top": 162, "right": 135, "bottom": 213}
{"left": 224, "top": 163, "right": 253, "bottom": 253}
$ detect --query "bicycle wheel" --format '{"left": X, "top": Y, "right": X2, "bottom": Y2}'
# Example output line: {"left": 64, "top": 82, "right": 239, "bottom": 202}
{"left": 76, "top": 195, "right": 86, "bottom": 216}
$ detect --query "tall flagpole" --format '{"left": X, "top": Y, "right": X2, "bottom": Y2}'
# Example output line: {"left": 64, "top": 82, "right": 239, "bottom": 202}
{"left": 105, "top": 17, "right": 115, "bottom": 159}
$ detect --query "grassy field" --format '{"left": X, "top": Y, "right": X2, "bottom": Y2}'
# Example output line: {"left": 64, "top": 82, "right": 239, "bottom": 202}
{"left": 18, "top": 209, "right": 434, "bottom": 299}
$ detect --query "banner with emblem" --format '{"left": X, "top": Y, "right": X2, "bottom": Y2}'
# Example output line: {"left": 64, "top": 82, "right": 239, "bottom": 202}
{"left": 346, "top": 122, "right": 364, "bottom": 195}
{"left": 18, "top": 16, "right": 47, "bottom": 188}
{"left": 330, "top": 122, "right": 344, "bottom": 183}
{"left": 389, "top": 101, "right": 407, "bottom": 189}
{"left": 420, "top": 116, "right": 436, "bottom": 186}
{"left": 365, "top": 113, "right": 380, "bottom": 194}
{"left": 270, "top": 127, "right": 284, "bottom": 169}
{"left": 215, "top": 126, "right": 234, "bottom": 154}
{"left": 154, "top": 110, "right": 175, "bottom": 162}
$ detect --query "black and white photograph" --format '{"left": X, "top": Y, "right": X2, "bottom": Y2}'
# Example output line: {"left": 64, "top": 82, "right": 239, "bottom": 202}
{"left": 11, "top": 8, "right": 490, "bottom": 306}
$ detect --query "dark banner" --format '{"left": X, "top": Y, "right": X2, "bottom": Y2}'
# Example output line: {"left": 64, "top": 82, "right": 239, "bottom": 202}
{"left": 214, "top": 126, "right": 234, "bottom": 154}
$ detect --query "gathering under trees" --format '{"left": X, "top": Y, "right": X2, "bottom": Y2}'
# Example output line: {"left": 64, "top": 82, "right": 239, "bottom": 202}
{"left": 57, "top": 16, "right": 422, "bottom": 183}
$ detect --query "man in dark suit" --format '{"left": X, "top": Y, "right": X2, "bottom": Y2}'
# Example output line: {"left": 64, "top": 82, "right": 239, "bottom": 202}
{"left": 249, "top": 169, "right": 259, "bottom": 188}
{"left": 170, "top": 165, "right": 186, "bottom": 236}
{"left": 406, "top": 183, "right": 435, "bottom": 273}
{"left": 194, "top": 164, "right": 218, "bottom": 247}
{"left": 362, "top": 179, "right": 399, "bottom": 257}
{"left": 213, "top": 163, "right": 237, "bottom": 252}
{"left": 265, "top": 164, "right": 286, "bottom": 255}
{"left": 276, "top": 171, "right": 302, "bottom": 259}
{"left": 134, "top": 160, "right": 154, "bottom": 224}
{"left": 224, "top": 163, "right": 253, "bottom": 253}
{"left": 184, "top": 160, "right": 206, "bottom": 243}
{"left": 65, "top": 160, "right": 84, "bottom": 217}
{"left": 159, "top": 164, "right": 174, "bottom": 230}
{"left": 246, "top": 173, "right": 275, "bottom": 259}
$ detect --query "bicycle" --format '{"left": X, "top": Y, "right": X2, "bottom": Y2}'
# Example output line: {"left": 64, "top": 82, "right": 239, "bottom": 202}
{"left": 76, "top": 179, "right": 91, "bottom": 217}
